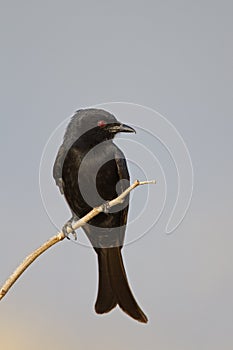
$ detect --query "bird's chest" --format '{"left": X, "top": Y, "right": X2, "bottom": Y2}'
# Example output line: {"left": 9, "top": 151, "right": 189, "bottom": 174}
{"left": 63, "top": 145, "right": 118, "bottom": 206}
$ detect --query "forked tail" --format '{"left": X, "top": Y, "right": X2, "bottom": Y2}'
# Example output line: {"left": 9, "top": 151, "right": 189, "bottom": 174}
{"left": 95, "top": 247, "right": 148, "bottom": 323}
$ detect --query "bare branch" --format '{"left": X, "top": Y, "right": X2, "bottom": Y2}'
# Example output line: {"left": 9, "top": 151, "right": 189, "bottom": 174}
{"left": 0, "top": 180, "right": 156, "bottom": 301}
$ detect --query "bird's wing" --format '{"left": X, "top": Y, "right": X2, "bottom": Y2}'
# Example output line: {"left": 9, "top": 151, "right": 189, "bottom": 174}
{"left": 53, "top": 144, "right": 67, "bottom": 194}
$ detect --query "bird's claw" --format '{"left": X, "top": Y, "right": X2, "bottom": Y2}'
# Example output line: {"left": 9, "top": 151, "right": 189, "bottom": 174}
{"left": 62, "top": 217, "right": 78, "bottom": 240}
{"left": 102, "top": 201, "right": 110, "bottom": 213}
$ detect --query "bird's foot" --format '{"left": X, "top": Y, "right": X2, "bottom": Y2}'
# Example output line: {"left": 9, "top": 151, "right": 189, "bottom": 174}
{"left": 62, "top": 216, "right": 79, "bottom": 240}
{"left": 102, "top": 201, "right": 110, "bottom": 213}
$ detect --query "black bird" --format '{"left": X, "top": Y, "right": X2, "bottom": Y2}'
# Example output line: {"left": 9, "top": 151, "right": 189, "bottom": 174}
{"left": 53, "top": 108, "right": 148, "bottom": 323}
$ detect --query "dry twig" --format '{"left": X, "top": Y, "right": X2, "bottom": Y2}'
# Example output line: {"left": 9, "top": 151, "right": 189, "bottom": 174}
{"left": 0, "top": 179, "right": 156, "bottom": 301}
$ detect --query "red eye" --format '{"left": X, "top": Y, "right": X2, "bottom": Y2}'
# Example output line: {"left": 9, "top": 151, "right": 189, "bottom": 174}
{"left": 97, "top": 120, "right": 106, "bottom": 128}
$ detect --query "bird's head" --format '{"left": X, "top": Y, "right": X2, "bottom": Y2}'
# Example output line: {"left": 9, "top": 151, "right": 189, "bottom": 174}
{"left": 64, "top": 108, "right": 135, "bottom": 146}
{"left": 96, "top": 117, "right": 136, "bottom": 138}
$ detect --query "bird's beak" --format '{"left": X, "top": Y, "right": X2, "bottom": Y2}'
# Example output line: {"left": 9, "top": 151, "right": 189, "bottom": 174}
{"left": 108, "top": 123, "right": 136, "bottom": 134}
{"left": 119, "top": 124, "right": 136, "bottom": 133}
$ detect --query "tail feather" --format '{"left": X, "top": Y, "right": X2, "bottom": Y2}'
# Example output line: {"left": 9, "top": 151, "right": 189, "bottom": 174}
{"left": 95, "top": 248, "right": 117, "bottom": 314}
{"left": 95, "top": 247, "right": 148, "bottom": 323}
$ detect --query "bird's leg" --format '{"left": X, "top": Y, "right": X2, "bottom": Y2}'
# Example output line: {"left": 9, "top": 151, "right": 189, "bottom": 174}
{"left": 102, "top": 201, "right": 110, "bottom": 213}
{"left": 62, "top": 214, "right": 79, "bottom": 240}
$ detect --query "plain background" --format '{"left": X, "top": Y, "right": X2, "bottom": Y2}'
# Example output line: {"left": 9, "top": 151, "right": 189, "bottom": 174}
{"left": 1, "top": 1, "right": 233, "bottom": 349}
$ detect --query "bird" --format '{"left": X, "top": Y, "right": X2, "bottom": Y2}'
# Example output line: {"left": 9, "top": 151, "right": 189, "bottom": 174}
{"left": 53, "top": 108, "right": 148, "bottom": 323}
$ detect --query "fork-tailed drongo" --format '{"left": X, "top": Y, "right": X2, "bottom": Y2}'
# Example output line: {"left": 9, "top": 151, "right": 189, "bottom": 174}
{"left": 53, "top": 108, "right": 147, "bottom": 323}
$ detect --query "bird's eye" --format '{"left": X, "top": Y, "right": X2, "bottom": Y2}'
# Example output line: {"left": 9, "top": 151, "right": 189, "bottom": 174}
{"left": 97, "top": 120, "right": 107, "bottom": 128}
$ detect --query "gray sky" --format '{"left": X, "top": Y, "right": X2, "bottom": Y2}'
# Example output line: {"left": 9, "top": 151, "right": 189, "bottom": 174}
{"left": 1, "top": 1, "right": 233, "bottom": 349}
